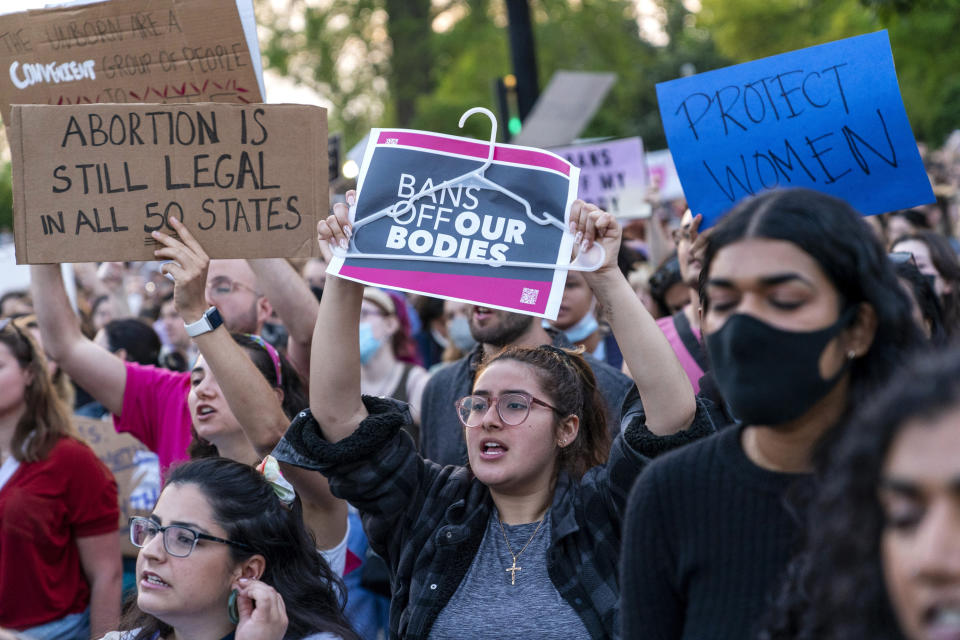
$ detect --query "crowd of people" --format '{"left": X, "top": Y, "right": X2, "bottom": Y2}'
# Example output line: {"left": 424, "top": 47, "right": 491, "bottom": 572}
{"left": 0, "top": 131, "right": 957, "bottom": 640}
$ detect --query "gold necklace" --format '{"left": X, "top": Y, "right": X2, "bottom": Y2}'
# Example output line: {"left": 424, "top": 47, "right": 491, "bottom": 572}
{"left": 496, "top": 514, "right": 546, "bottom": 585}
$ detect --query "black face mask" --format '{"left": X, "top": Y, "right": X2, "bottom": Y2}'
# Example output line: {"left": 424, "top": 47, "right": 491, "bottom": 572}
{"left": 705, "top": 308, "right": 857, "bottom": 426}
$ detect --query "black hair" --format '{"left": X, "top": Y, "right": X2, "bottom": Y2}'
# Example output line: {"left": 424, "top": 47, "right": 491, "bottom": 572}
{"left": 892, "top": 230, "right": 960, "bottom": 336}
{"left": 759, "top": 345, "right": 960, "bottom": 640}
{"left": 617, "top": 243, "right": 643, "bottom": 279}
{"left": 648, "top": 252, "right": 683, "bottom": 317}
{"left": 893, "top": 260, "right": 947, "bottom": 344}
{"left": 120, "top": 457, "right": 358, "bottom": 640}
{"left": 103, "top": 318, "right": 161, "bottom": 366}
{"left": 887, "top": 208, "right": 930, "bottom": 239}
{"left": 188, "top": 333, "right": 307, "bottom": 459}
{"left": 699, "top": 188, "right": 922, "bottom": 450}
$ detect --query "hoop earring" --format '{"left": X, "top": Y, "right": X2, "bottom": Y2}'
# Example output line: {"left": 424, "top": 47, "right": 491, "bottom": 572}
{"left": 227, "top": 589, "right": 239, "bottom": 624}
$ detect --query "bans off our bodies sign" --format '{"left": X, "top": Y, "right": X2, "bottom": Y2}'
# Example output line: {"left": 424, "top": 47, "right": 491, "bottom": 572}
{"left": 10, "top": 102, "right": 327, "bottom": 263}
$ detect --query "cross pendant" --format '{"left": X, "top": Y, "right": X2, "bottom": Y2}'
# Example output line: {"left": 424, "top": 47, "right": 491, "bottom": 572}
{"left": 506, "top": 559, "right": 522, "bottom": 585}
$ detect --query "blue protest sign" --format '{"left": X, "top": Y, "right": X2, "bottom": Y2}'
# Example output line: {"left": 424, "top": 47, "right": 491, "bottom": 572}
{"left": 656, "top": 31, "right": 934, "bottom": 227}
{"left": 327, "top": 110, "right": 583, "bottom": 320}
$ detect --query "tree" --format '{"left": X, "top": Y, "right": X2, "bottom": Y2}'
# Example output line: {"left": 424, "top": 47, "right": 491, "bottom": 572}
{"left": 697, "top": 0, "right": 960, "bottom": 144}
{"left": 257, "top": 0, "right": 731, "bottom": 149}
{"left": 257, "top": 0, "right": 434, "bottom": 146}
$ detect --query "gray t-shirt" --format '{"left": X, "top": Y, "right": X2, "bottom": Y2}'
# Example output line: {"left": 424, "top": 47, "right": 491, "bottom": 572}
{"left": 428, "top": 510, "right": 591, "bottom": 640}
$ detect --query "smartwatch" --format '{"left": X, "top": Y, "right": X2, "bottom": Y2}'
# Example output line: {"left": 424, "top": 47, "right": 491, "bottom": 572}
{"left": 184, "top": 306, "right": 224, "bottom": 338}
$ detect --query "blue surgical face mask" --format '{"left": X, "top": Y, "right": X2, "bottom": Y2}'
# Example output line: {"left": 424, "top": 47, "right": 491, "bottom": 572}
{"left": 447, "top": 314, "right": 477, "bottom": 352}
{"left": 358, "top": 322, "right": 382, "bottom": 364}
{"left": 561, "top": 311, "right": 599, "bottom": 344}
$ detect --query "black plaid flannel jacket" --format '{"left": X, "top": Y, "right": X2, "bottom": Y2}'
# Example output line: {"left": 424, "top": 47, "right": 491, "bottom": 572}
{"left": 273, "top": 395, "right": 716, "bottom": 640}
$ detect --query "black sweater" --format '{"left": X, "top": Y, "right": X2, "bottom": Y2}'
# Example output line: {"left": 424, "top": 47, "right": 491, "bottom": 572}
{"left": 620, "top": 424, "right": 809, "bottom": 640}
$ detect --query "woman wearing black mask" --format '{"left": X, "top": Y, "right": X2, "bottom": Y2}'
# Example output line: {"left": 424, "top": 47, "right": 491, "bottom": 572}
{"left": 619, "top": 188, "right": 922, "bottom": 640}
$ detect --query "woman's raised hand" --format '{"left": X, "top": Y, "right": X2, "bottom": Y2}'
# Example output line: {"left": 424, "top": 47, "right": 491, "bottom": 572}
{"left": 233, "top": 578, "right": 289, "bottom": 640}
{"left": 319, "top": 190, "right": 356, "bottom": 252}
{"left": 151, "top": 216, "right": 210, "bottom": 324}
{"left": 568, "top": 199, "right": 622, "bottom": 278}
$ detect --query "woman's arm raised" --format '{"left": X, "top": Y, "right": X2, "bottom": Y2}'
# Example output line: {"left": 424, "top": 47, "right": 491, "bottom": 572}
{"left": 152, "top": 218, "right": 347, "bottom": 549}
{"left": 29, "top": 264, "right": 127, "bottom": 415}
{"left": 309, "top": 193, "right": 368, "bottom": 442}
{"left": 571, "top": 201, "right": 696, "bottom": 435}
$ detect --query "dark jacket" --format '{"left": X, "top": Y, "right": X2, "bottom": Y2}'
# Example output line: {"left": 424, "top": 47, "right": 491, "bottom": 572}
{"left": 419, "top": 329, "right": 641, "bottom": 465}
{"left": 273, "top": 396, "right": 716, "bottom": 640}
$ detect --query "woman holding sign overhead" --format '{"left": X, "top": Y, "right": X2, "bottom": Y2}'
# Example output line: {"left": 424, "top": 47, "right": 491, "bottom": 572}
{"left": 271, "top": 191, "right": 711, "bottom": 639}
{"left": 619, "top": 188, "right": 923, "bottom": 640}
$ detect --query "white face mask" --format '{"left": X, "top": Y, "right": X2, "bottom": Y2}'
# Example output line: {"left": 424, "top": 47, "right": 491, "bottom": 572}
{"left": 545, "top": 311, "right": 599, "bottom": 344}
{"left": 447, "top": 314, "right": 477, "bottom": 352}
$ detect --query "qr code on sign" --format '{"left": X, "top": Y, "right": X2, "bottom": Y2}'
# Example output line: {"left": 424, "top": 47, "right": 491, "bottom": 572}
{"left": 520, "top": 288, "right": 539, "bottom": 305}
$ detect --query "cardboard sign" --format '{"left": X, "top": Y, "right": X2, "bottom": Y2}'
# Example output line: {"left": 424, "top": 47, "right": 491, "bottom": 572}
{"left": 0, "top": 0, "right": 264, "bottom": 134}
{"left": 552, "top": 137, "right": 649, "bottom": 218}
{"left": 9, "top": 102, "right": 327, "bottom": 263}
{"left": 645, "top": 149, "right": 685, "bottom": 201}
{"left": 75, "top": 416, "right": 161, "bottom": 529}
{"left": 328, "top": 128, "right": 580, "bottom": 319}
{"left": 656, "top": 31, "right": 934, "bottom": 227}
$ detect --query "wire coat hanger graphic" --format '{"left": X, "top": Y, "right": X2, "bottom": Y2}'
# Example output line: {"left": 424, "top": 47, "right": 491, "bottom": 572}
{"left": 331, "top": 107, "right": 603, "bottom": 271}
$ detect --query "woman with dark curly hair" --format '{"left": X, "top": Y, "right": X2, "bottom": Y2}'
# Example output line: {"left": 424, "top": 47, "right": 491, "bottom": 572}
{"left": 760, "top": 345, "right": 960, "bottom": 640}
{"left": 620, "top": 188, "right": 923, "bottom": 639}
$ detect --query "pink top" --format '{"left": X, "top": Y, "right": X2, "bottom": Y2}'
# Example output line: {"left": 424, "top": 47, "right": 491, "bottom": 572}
{"left": 113, "top": 362, "right": 192, "bottom": 473}
{"left": 656, "top": 314, "right": 705, "bottom": 394}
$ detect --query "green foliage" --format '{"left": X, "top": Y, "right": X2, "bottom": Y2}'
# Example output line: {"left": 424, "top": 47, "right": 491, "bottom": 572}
{"left": 257, "top": 0, "right": 732, "bottom": 150}
{"left": 698, "top": 0, "right": 960, "bottom": 145}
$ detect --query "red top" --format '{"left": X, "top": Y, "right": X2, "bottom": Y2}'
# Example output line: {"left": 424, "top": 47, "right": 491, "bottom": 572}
{"left": 0, "top": 437, "right": 119, "bottom": 630}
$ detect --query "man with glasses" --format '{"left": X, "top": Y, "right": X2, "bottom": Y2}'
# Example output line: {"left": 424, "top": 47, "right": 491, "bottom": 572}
{"left": 205, "top": 259, "right": 273, "bottom": 335}
{"left": 419, "top": 302, "right": 642, "bottom": 466}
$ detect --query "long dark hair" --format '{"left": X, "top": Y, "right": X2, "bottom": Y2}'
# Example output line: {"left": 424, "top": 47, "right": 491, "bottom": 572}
{"left": 475, "top": 345, "right": 610, "bottom": 478}
{"left": 189, "top": 333, "right": 307, "bottom": 458}
{"left": 893, "top": 259, "right": 947, "bottom": 344}
{"left": 760, "top": 345, "right": 960, "bottom": 639}
{"left": 894, "top": 230, "right": 960, "bottom": 335}
{"left": 699, "top": 188, "right": 922, "bottom": 444}
{"left": 120, "top": 457, "right": 358, "bottom": 640}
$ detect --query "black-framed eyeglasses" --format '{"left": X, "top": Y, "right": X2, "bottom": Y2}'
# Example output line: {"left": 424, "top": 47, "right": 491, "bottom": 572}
{"left": 454, "top": 392, "right": 560, "bottom": 428}
{"left": 129, "top": 516, "right": 252, "bottom": 558}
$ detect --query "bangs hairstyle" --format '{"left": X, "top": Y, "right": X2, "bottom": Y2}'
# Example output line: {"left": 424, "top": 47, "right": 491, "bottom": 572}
{"left": 761, "top": 345, "right": 960, "bottom": 640}
{"left": 476, "top": 345, "right": 610, "bottom": 478}
{"left": 699, "top": 188, "right": 922, "bottom": 443}
{"left": 1, "top": 318, "right": 76, "bottom": 462}
{"left": 121, "top": 458, "right": 358, "bottom": 640}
